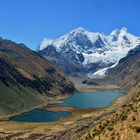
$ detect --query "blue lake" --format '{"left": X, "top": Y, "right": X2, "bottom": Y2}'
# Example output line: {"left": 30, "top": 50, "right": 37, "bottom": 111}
{"left": 10, "top": 92, "right": 126, "bottom": 122}
{"left": 60, "top": 92, "right": 126, "bottom": 109}
{"left": 10, "top": 109, "right": 70, "bottom": 122}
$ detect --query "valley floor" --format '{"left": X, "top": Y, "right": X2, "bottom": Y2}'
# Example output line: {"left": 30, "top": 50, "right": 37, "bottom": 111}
{"left": 0, "top": 77, "right": 130, "bottom": 140}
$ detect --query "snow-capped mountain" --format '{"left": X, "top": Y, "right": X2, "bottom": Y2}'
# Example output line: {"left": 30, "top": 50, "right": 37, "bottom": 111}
{"left": 37, "top": 27, "right": 140, "bottom": 77}
{"left": 37, "top": 27, "right": 107, "bottom": 51}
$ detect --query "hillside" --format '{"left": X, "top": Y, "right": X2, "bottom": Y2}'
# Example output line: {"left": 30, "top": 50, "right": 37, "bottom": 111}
{"left": 106, "top": 45, "right": 140, "bottom": 90}
{"left": 76, "top": 45, "right": 140, "bottom": 140}
{"left": 0, "top": 38, "right": 75, "bottom": 116}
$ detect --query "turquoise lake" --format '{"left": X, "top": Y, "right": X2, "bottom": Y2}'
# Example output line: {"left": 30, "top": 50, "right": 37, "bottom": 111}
{"left": 60, "top": 92, "right": 126, "bottom": 109}
{"left": 10, "top": 109, "right": 70, "bottom": 122}
{"left": 10, "top": 92, "right": 125, "bottom": 122}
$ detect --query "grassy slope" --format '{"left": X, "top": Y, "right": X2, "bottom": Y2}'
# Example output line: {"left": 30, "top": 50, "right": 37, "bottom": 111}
{"left": 0, "top": 82, "right": 44, "bottom": 116}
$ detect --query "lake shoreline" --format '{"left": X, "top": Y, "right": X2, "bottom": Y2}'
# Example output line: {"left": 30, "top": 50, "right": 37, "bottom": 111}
{"left": 0, "top": 83, "right": 125, "bottom": 120}
{"left": 0, "top": 95, "right": 70, "bottom": 121}
{"left": 0, "top": 83, "right": 130, "bottom": 139}
{"left": 0, "top": 74, "right": 129, "bottom": 126}
{"left": 7, "top": 91, "right": 126, "bottom": 123}
{"left": 0, "top": 84, "right": 127, "bottom": 122}
{"left": 38, "top": 91, "right": 127, "bottom": 119}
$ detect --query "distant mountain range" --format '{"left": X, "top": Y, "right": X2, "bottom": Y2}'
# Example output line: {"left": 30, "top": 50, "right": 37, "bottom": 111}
{"left": 37, "top": 27, "right": 140, "bottom": 77}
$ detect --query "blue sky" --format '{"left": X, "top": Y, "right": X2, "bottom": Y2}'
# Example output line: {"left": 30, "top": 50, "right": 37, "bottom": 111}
{"left": 0, "top": 0, "right": 140, "bottom": 50}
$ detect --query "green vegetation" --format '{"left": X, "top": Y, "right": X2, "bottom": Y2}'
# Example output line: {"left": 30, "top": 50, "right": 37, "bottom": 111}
{"left": 0, "top": 82, "right": 43, "bottom": 115}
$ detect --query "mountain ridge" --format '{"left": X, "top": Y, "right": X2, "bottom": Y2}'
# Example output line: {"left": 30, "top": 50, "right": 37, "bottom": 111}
{"left": 37, "top": 27, "right": 140, "bottom": 76}
{"left": 0, "top": 38, "right": 75, "bottom": 115}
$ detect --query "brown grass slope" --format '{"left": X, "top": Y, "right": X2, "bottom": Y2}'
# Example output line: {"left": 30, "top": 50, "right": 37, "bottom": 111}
{"left": 0, "top": 38, "right": 75, "bottom": 116}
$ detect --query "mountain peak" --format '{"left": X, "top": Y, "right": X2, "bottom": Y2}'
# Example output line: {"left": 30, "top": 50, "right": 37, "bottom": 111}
{"left": 74, "top": 27, "right": 86, "bottom": 32}
{"left": 121, "top": 27, "right": 128, "bottom": 32}
{"left": 37, "top": 38, "right": 53, "bottom": 51}
{"left": 110, "top": 27, "right": 128, "bottom": 36}
{"left": 38, "top": 27, "right": 140, "bottom": 52}
{"left": 71, "top": 27, "right": 87, "bottom": 34}
{"left": 110, "top": 29, "right": 120, "bottom": 36}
